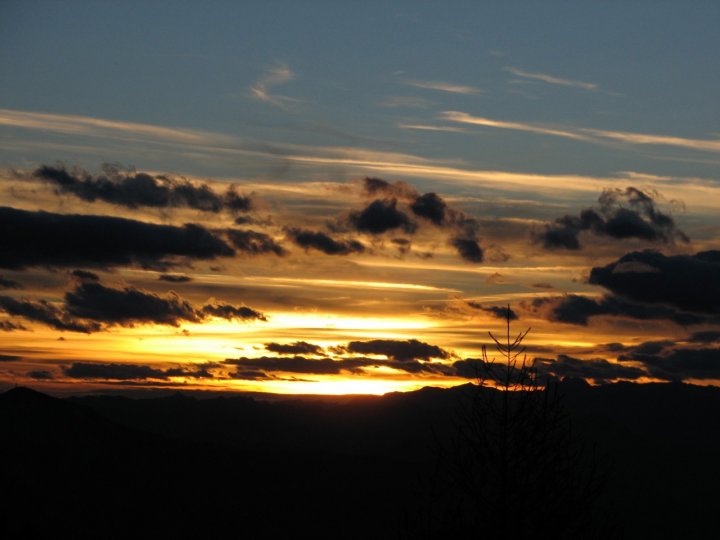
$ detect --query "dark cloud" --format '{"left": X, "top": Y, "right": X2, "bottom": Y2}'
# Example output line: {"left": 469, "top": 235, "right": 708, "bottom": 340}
{"left": 467, "top": 302, "right": 518, "bottom": 321}
{"left": 344, "top": 339, "right": 448, "bottom": 361}
{"left": 602, "top": 342, "right": 629, "bottom": 353}
{"left": 531, "top": 283, "right": 555, "bottom": 290}
{"left": 71, "top": 269, "right": 100, "bottom": 281}
{"left": 226, "top": 355, "right": 448, "bottom": 377}
{"left": 361, "top": 177, "right": 418, "bottom": 199}
{"left": 0, "top": 206, "right": 234, "bottom": 270}
{"left": 532, "top": 295, "right": 708, "bottom": 326}
{"left": 0, "top": 320, "right": 27, "bottom": 331}
{"left": 265, "top": 341, "right": 325, "bottom": 355}
{"left": 63, "top": 361, "right": 217, "bottom": 380}
{"left": 627, "top": 340, "right": 674, "bottom": 356}
{"left": 348, "top": 199, "right": 416, "bottom": 234}
{"left": 34, "top": 164, "right": 254, "bottom": 213}
{"left": 534, "top": 187, "right": 688, "bottom": 250}
{"left": 0, "top": 276, "right": 21, "bottom": 290}
{"left": 65, "top": 282, "right": 200, "bottom": 326}
{"left": 201, "top": 303, "right": 267, "bottom": 322}
{"left": 159, "top": 274, "right": 193, "bottom": 283}
{"left": 234, "top": 215, "right": 267, "bottom": 226}
{"left": 619, "top": 347, "right": 720, "bottom": 381}
{"left": 688, "top": 331, "right": 720, "bottom": 343}
{"left": 533, "top": 354, "right": 646, "bottom": 384}
{"left": 226, "top": 229, "right": 286, "bottom": 256}
{"left": 451, "top": 237, "right": 484, "bottom": 263}
{"left": 410, "top": 193, "right": 447, "bottom": 225}
{"left": 452, "top": 358, "right": 500, "bottom": 380}
{"left": 391, "top": 238, "right": 411, "bottom": 254}
{"left": 226, "top": 356, "right": 352, "bottom": 375}
{"left": 0, "top": 354, "right": 23, "bottom": 362}
{"left": 286, "top": 228, "right": 364, "bottom": 255}
{"left": 0, "top": 295, "right": 100, "bottom": 333}
{"left": 28, "top": 370, "right": 54, "bottom": 380}
{"left": 453, "top": 354, "right": 645, "bottom": 384}
{"left": 63, "top": 281, "right": 266, "bottom": 328}
{"left": 589, "top": 250, "right": 720, "bottom": 315}
{"left": 360, "top": 177, "right": 486, "bottom": 263}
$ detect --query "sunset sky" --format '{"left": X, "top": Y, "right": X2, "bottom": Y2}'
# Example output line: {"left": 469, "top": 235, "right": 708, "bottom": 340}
{"left": 1, "top": 1, "right": 719, "bottom": 395}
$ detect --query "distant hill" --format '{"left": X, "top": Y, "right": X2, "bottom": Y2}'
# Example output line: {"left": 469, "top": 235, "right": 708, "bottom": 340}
{"left": 2, "top": 381, "right": 720, "bottom": 538}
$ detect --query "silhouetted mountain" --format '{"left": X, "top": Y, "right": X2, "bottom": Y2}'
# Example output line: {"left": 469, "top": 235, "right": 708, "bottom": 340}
{"left": 2, "top": 382, "right": 720, "bottom": 538}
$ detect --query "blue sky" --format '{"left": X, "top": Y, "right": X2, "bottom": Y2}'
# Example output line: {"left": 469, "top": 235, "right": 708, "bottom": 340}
{"left": 2, "top": 1, "right": 719, "bottom": 180}
{"left": 1, "top": 2, "right": 720, "bottom": 394}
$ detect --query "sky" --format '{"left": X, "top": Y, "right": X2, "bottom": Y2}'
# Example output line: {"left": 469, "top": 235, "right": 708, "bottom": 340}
{"left": 1, "top": 1, "right": 719, "bottom": 395}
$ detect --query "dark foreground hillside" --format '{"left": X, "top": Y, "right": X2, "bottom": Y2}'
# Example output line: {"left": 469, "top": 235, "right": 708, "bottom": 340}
{"left": 1, "top": 381, "right": 719, "bottom": 538}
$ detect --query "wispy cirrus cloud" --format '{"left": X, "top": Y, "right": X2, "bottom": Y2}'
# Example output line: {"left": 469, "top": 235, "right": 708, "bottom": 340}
{"left": 249, "top": 64, "right": 300, "bottom": 108}
{"left": 0, "top": 108, "right": 228, "bottom": 145}
{"left": 440, "top": 111, "right": 589, "bottom": 141}
{"left": 4, "top": 108, "right": 720, "bottom": 204}
{"left": 582, "top": 127, "right": 720, "bottom": 153}
{"left": 397, "top": 123, "right": 469, "bottom": 133}
{"left": 443, "top": 111, "right": 720, "bottom": 153}
{"left": 403, "top": 79, "right": 482, "bottom": 95}
{"left": 504, "top": 66, "right": 598, "bottom": 91}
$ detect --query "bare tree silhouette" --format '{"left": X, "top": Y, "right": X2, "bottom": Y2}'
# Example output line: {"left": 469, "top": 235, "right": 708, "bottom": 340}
{"left": 404, "top": 307, "right": 617, "bottom": 539}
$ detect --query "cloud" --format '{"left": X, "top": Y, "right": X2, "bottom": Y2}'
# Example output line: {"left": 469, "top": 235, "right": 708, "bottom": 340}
{"left": 531, "top": 295, "right": 708, "bottom": 327}
{"left": 688, "top": 331, "right": 720, "bottom": 343}
{"left": 581, "top": 127, "right": 720, "bottom": 153}
{"left": 0, "top": 320, "right": 27, "bottom": 331}
{"left": 348, "top": 199, "right": 416, "bottom": 234}
{"left": 250, "top": 64, "right": 299, "bottom": 108}
{"left": 535, "top": 187, "right": 688, "bottom": 250}
{"left": 453, "top": 354, "right": 645, "bottom": 384}
{"left": 225, "top": 229, "right": 286, "bottom": 256}
{"left": 0, "top": 206, "right": 234, "bottom": 270}
{"left": 362, "top": 177, "right": 419, "bottom": 200}
{"left": 533, "top": 355, "right": 645, "bottom": 383}
{"left": 344, "top": 339, "right": 449, "bottom": 361}
{"left": 285, "top": 228, "right": 365, "bottom": 255}
{"left": 63, "top": 281, "right": 267, "bottom": 328}
{"left": 63, "top": 361, "right": 217, "bottom": 380}
{"left": 0, "top": 276, "right": 21, "bottom": 290}
{"left": 7, "top": 108, "right": 720, "bottom": 195}
{"left": 410, "top": 192, "right": 447, "bottom": 226}
{"left": 403, "top": 79, "right": 482, "bottom": 95}
{"left": 0, "top": 107, "right": 231, "bottom": 145}
{"left": 451, "top": 238, "right": 483, "bottom": 263}
{"left": 398, "top": 123, "right": 469, "bottom": 133}
{"left": 265, "top": 341, "right": 325, "bottom": 355}
{"left": 504, "top": 66, "right": 598, "bottom": 91}
{"left": 226, "top": 356, "right": 355, "bottom": 376}
{"left": 442, "top": 111, "right": 587, "bottom": 140}
{"left": 467, "top": 302, "right": 518, "bottom": 321}
{"left": 618, "top": 347, "right": 720, "bottom": 381}
{"left": 200, "top": 302, "right": 267, "bottom": 322}
{"left": 28, "top": 370, "right": 54, "bottom": 380}
{"left": 71, "top": 269, "right": 100, "bottom": 282}
{"left": 65, "top": 282, "right": 201, "bottom": 326}
{"left": 589, "top": 250, "right": 720, "bottom": 315}
{"left": 0, "top": 295, "right": 100, "bottom": 333}
{"left": 227, "top": 339, "right": 455, "bottom": 379}
{"left": 158, "top": 274, "right": 193, "bottom": 283}
{"left": 33, "top": 164, "right": 254, "bottom": 213}
{"left": 226, "top": 354, "right": 448, "bottom": 378}
{"left": 1, "top": 277, "right": 265, "bottom": 333}
{"left": 442, "top": 110, "right": 720, "bottom": 154}
{"left": 358, "top": 177, "right": 485, "bottom": 263}
{"left": 0, "top": 354, "right": 23, "bottom": 362}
